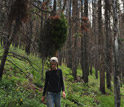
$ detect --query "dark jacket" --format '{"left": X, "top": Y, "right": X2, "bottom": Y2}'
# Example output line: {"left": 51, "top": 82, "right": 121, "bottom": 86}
{"left": 43, "top": 68, "right": 65, "bottom": 96}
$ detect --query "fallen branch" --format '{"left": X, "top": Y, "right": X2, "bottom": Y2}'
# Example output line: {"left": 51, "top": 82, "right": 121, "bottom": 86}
{"left": 7, "top": 59, "right": 28, "bottom": 77}
{"left": 9, "top": 51, "right": 40, "bottom": 72}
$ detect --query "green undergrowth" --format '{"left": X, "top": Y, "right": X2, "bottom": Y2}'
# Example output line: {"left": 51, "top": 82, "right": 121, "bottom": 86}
{"left": 60, "top": 65, "right": 124, "bottom": 107}
{"left": 0, "top": 45, "right": 124, "bottom": 107}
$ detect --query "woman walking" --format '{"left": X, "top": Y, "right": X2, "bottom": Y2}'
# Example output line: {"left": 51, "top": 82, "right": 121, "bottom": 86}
{"left": 42, "top": 57, "right": 66, "bottom": 107}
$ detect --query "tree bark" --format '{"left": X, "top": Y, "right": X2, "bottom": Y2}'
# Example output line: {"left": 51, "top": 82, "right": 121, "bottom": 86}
{"left": 66, "top": 0, "right": 72, "bottom": 69}
{"left": 72, "top": 0, "right": 79, "bottom": 80}
{"left": 105, "top": 0, "right": 112, "bottom": 89}
{"left": 0, "top": 24, "right": 20, "bottom": 79}
{"left": 25, "top": 20, "right": 32, "bottom": 55}
{"left": 113, "top": 0, "right": 121, "bottom": 106}
{"left": 92, "top": 0, "right": 99, "bottom": 79}
{"left": 53, "top": 0, "right": 56, "bottom": 15}
{"left": 41, "top": 58, "right": 45, "bottom": 80}
{"left": 98, "top": 0, "right": 105, "bottom": 94}
{"left": 81, "top": 0, "right": 89, "bottom": 83}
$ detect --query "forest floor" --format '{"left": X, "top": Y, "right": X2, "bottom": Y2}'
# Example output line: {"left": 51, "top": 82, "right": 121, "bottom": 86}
{"left": 0, "top": 45, "right": 124, "bottom": 107}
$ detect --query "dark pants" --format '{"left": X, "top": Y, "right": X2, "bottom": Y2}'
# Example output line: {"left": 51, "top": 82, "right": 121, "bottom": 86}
{"left": 46, "top": 92, "right": 61, "bottom": 107}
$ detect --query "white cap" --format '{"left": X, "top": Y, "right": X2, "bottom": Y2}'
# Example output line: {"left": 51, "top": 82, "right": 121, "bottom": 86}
{"left": 50, "top": 57, "right": 58, "bottom": 63}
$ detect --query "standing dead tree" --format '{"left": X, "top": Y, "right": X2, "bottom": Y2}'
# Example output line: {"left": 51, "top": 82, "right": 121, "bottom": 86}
{"left": 0, "top": 0, "right": 29, "bottom": 79}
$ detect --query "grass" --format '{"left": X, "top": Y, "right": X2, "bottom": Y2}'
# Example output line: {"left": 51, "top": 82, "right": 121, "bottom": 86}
{"left": 0, "top": 45, "right": 124, "bottom": 107}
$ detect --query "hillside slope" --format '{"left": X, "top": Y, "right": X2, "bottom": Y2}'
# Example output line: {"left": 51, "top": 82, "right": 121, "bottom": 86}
{"left": 0, "top": 46, "right": 124, "bottom": 107}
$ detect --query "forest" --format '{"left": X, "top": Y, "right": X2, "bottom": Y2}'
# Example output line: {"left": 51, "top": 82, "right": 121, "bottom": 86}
{"left": 0, "top": 0, "right": 124, "bottom": 107}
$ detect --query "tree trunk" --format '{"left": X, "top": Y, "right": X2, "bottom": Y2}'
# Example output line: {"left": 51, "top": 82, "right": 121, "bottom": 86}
{"left": 98, "top": 0, "right": 105, "bottom": 94}
{"left": 53, "top": 0, "right": 56, "bottom": 15}
{"left": 41, "top": 58, "right": 45, "bottom": 80}
{"left": 72, "top": 0, "right": 79, "bottom": 80}
{"left": 0, "top": 24, "right": 20, "bottom": 79}
{"left": 25, "top": 20, "right": 32, "bottom": 55}
{"left": 105, "top": 0, "right": 112, "bottom": 89}
{"left": 39, "top": 0, "right": 46, "bottom": 80}
{"left": 66, "top": 0, "right": 72, "bottom": 69}
{"left": 81, "top": 0, "right": 89, "bottom": 83}
{"left": 82, "top": 32, "right": 89, "bottom": 83}
{"left": 92, "top": 0, "right": 99, "bottom": 79}
{"left": 113, "top": 0, "right": 121, "bottom": 106}
{"left": 72, "top": 37, "right": 78, "bottom": 80}
{"left": 58, "top": 0, "right": 62, "bottom": 10}
{"left": 120, "top": 9, "right": 124, "bottom": 83}
{"left": 0, "top": 40, "right": 11, "bottom": 79}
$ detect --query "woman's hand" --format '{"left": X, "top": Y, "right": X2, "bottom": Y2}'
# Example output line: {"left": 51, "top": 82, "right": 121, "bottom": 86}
{"left": 41, "top": 96, "right": 45, "bottom": 102}
{"left": 62, "top": 91, "right": 66, "bottom": 98}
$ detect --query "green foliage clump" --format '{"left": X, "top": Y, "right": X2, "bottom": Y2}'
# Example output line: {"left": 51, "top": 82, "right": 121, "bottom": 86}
{"left": 39, "top": 14, "right": 68, "bottom": 57}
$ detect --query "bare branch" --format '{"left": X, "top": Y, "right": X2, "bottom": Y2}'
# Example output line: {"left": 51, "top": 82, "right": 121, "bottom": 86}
{"left": 0, "top": 30, "right": 8, "bottom": 38}
{"left": 62, "top": 0, "right": 67, "bottom": 12}
{"left": 29, "top": 10, "right": 47, "bottom": 21}
{"left": 9, "top": 51, "right": 40, "bottom": 72}
{"left": 31, "top": 2, "right": 51, "bottom": 13}
{"left": 7, "top": 59, "right": 28, "bottom": 77}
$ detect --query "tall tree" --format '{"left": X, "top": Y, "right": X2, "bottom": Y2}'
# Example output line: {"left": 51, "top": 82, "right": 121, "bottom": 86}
{"left": 113, "top": 0, "right": 121, "bottom": 106}
{"left": 81, "top": 0, "right": 89, "bottom": 83}
{"left": 98, "top": 0, "right": 105, "bottom": 94}
{"left": 72, "top": 0, "right": 79, "bottom": 80}
{"left": 105, "top": 0, "right": 112, "bottom": 89}
{"left": 0, "top": 0, "right": 29, "bottom": 79}
{"left": 92, "top": 0, "right": 99, "bottom": 79}
{"left": 39, "top": 0, "right": 48, "bottom": 80}
{"left": 25, "top": 20, "right": 33, "bottom": 55}
{"left": 66, "top": 0, "right": 72, "bottom": 69}
{"left": 120, "top": 1, "right": 124, "bottom": 83}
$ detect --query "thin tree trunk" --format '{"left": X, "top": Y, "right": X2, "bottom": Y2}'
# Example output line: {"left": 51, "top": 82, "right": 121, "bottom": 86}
{"left": 105, "top": 0, "right": 112, "bottom": 89}
{"left": 82, "top": 32, "right": 89, "bottom": 83}
{"left": 81, "top": 0, "right": 89, "bottom": 83}
{"left": 39, "top": 0, "right": 46, "bottom": 80}
{"left": 58, "top": 50, "right": 63, "bottom": 65}
{"left": 53, "top": 0, "right": 56, "bottom": 15}
{"left": 41, "top": 58, "right": 45, "bottom": 80}
{"left": 81, "top": 0, "right": 84, "bottom": 79}
{"left": 113, "top": 0, "right": 121, "bottom": 106}
{"left": 98, "top": 0, "right": 105, "bottom": 94}
{"left": 0, "top": 24, "right": 20, "bottom": 79}
{"left": 72, "top": 0, "right": 79, "bottom": 80}
{"left": 62, "top": 0, "right": 67, "bottom": 12}
{"left": 66, "top": 0, "right": 72, "bottom": 69}
{"left": 92, "top": 0, "right": 98, "bottom": 79}
{"left": 0, "top": 40, "right": 11, "bottom": 79}
{"left": 58, "top": 0, "right": 62, "bottom": 10}
{"left": 25, "top": 20, "right": 32, "bottom": 55}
